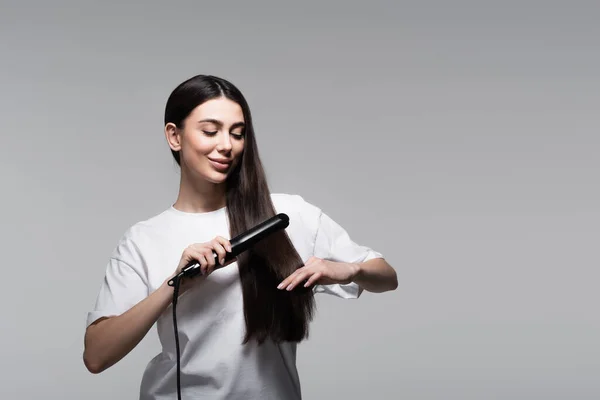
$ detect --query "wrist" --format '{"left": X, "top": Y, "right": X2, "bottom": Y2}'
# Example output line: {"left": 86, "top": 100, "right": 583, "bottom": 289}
{"left": 350, "top": 262, "right": 362, "bottom": 280}
{"left": 157, "top": 279, "right": 176, "bottom": 302}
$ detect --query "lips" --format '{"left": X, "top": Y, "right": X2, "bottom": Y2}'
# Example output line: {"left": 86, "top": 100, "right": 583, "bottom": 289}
{"left": 209, "top": 158, "right": 231, "bottom": 164}
{"left": 208, "top": 158, "right": 232, "bottom": 171}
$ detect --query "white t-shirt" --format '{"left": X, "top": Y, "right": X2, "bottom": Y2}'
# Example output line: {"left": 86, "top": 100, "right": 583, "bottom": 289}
{"left": 86, "top": 193, "right": 383, "bottom": 400}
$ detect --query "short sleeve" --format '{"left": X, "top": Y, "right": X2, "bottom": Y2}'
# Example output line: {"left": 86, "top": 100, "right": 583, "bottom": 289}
{"left": 308, "top": 202, "right": 384, "bottom": 299}
{"left": 86, "top": 238, "right": 149, "bottom": 328}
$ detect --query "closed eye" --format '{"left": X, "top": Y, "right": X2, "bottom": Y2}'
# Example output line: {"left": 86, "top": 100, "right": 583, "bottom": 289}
{"left": 203, "top": 130, "right": 218, "bottom": 136}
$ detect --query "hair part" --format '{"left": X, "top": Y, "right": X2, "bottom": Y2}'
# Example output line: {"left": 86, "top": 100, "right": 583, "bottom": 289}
{"left": 164, "top": 74, "right": 315, "bottom": 343}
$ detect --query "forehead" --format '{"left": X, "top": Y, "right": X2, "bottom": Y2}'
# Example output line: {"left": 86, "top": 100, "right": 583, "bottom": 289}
{"left": 190, "top": 97, "right": 244, "bottom": 123}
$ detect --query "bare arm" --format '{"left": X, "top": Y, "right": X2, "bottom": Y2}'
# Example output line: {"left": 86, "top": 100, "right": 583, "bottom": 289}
{"left": 83, "top": 281, "right": 174, "bottom": 374}
{"left": 352, "top": 257, "right": 398, "bottom": 293}
{"left": 83, "top": 236, "right": 234, "bottom": 374}
{"left": 278, "top": 256, "right": 398, "bottom": 293}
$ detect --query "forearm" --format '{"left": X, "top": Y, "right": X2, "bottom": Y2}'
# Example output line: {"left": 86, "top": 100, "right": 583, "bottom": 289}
{"left": 352, "top": 258, "right": 398, "bottom": 293}
{"left": 83, "top": 281, "right": 174, "bottom": 373}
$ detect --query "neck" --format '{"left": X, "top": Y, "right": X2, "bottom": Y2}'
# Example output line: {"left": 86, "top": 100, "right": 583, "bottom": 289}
{"left": 172, "top": 169, "right": 227, "bottom": 213}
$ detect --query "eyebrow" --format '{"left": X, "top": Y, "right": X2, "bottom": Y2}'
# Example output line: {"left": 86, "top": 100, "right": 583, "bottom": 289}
{"left": 198, "top": 118, "right": 245, "bottom": 130}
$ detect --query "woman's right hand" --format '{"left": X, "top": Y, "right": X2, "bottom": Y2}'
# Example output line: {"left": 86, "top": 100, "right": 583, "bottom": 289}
{"left": 169, "top": 236, "right": 237, "bottom": 293}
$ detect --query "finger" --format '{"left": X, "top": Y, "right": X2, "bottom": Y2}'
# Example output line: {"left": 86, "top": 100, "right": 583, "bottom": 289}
{"left": 181, "top": 248, "right": 201, "bottom": 270}
{"left": 214, "top": 236, "right": 233, "bottom": 253}
{"left": 277, "top": 267, "right": 304, "bottom": 289}
{"left": 277, "top": 276, "right": 292, "bottom": 290}
{"left": 304, "top": 271, "right": 323, "bottom": 287}
{"left": 183, "top": 250, "right": 207, "bottom": 275}
{"left": 190, "top": 252, "right": 208, "bottom": 275}
{"left": 200, "top": 248, "right": 217, "bottom": 274}
{"left": 285, "top": 269, "right": 314, "bottom": 291}
{"left": 189, "top": 244, "right": 218, "bottom": 269}
{"left": 210, "top": 240, "right": 228, "bottom": 265}
{"left": 183, "top": 246, "right": 198, "bottom": 262}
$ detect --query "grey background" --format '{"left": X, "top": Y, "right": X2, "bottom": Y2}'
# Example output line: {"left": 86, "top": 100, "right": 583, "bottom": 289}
{"left": 1, "top": 1, "right": 598, "bottom": 399}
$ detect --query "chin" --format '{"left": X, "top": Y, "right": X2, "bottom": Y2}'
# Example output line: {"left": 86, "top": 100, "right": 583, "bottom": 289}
{"left": 204, "top": 170, "right": 231, "bottom": 184}
{"left": 185, "top": 166, "right": 226, "bottom": 185}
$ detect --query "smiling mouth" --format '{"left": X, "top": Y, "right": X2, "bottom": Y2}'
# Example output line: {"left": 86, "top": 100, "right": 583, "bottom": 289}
{"left": 208, "top": 158, "right": 232, "bottom": 171}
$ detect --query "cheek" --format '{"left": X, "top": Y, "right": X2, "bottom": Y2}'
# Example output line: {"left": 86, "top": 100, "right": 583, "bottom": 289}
{"left": 180, "top": 140, "right": 213, "bottom": 166}
{"left": 235, "top": 143, "right": 246, "bottom": 160}
{"left": 234, "top": 140, "right": 245, "bottom": 154}
{"left": 189, "top": 136, "right": 215, "bottom": 155}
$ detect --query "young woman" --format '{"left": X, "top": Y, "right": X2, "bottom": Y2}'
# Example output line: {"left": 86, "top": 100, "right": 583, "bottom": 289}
{"left": 83, "top": 74, "right": 397, "bottom": 400}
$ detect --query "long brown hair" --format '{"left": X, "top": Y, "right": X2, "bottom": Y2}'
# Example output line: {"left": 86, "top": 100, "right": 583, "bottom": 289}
{"left": 164, "top": 74, "right": 315, "bottom": 344}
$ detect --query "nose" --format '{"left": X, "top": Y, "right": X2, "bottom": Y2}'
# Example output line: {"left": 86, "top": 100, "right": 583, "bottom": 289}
{"left": 216, "top": 132, "right": 233, "bottom": 152}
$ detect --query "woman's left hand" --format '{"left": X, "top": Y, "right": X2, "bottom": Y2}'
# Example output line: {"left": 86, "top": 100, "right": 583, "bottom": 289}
{"left": 277, "top": 256, "right": 360, "bottom": 291}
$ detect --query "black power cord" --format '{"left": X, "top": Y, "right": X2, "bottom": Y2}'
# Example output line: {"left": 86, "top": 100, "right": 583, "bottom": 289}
{"left": 171, "top": 273, "right": 183, "bottom": 400}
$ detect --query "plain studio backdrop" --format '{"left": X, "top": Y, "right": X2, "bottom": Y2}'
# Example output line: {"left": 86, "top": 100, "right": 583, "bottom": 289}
{"left": 1, "top": 1, "right": 599, "bottom": 399}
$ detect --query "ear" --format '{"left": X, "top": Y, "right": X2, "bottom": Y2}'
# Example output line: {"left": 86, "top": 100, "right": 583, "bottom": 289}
{"left": 165, "top": 122, "right": 182, "bottom": 152}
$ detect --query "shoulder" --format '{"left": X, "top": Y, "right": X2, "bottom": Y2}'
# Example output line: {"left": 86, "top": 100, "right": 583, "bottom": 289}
{"left": 270, "top": 192, "right": 323, "bottom": 234}
{"left": 109, "top": 208, "right": 173, "bottom": 266}
{"left": 270, "top": 192, "right": 319, "bottom": 210}
{"left": 270, "top": 192, "right": 321, "bottom": 217}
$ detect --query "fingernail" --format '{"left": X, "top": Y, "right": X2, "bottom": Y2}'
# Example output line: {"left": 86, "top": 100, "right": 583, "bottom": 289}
{"left": 277, "top": 283, "right": 283, "bottom": 289}
{"left": 286, "top": 285, "right": 292, "bottom": 291}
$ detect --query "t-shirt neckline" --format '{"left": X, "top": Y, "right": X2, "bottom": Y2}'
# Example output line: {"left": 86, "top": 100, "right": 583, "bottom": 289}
{"left": 168, "top": 204, "right": 227, "bottom": 217}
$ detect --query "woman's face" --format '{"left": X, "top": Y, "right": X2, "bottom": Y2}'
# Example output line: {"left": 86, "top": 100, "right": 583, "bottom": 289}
{"left": 167, "top": 97, "right": 246, "bottom": 185}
